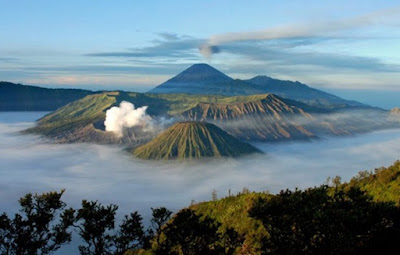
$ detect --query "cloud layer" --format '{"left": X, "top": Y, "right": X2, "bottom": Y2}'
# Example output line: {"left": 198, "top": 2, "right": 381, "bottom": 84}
{"left": 199, "top": 7, "right": 400, "bottom": 58}
{"left": 2, "top": 112, "right": 400, "bottom": 252}
{"left": 1, "top": 5, "right": 400, "bottom": 94}
{"left": 2, "top": 112, "right": 400, "bottom": 214}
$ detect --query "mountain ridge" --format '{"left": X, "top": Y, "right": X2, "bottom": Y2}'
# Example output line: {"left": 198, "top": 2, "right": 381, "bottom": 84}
{"left": 245, "top": 75, "right": 364, "bottom": 107}
{"left": 148, "top": 64, "right": 368, "bottom": 108}
{"left": 26, "top": 91, "right": 396, "bottom": 144}
{"left": 0, "top": 81, "right": 93, "bottom": 111}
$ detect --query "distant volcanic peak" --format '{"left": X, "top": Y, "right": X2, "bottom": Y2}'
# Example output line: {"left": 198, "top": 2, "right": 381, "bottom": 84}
{"left": 132, "top": 121, "right": 261, "bottom": 160}
{"left": 169, "top": 63, "right": 232, "bottom": 83}
{"left": 249, "top": 75, "right": 273, "bottom": 82}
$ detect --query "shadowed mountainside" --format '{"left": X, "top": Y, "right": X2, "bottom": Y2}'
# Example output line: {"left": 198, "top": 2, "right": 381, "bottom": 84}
{"left": 245, "top": 75, "right": 364, "bottom": 108}
{"left": 0, "top": 81, "right": 93, "bottom": 111}
{"left": 148, "top": 64, "right": 367, "bottom": 108}
{"left": 149, "top": 64, "right": 262, "bottom": 96}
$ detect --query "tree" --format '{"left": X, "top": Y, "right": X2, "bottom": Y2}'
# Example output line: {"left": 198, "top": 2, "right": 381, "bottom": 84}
{"left": 212, "top": 189, "right": 218, "bottom": 201}
{"left": 0, "top": 190, "right": 74, "bottom": 255}
{"left": 74, "top": 200, "right": 118, "bottom": 255}
{"left": 74, "top": 200, "right": 147, "bottom": 255}
{"left": 249, "top": 185, "right": 400, "bottom": 255}
{"left": 220, "top": 227, "right": 244, "bottom": 255}
{"left": 114, "top": 212, "right": 146, "bottom": 255}
{"left": 150, "top": 207, "right": 172, "bottom": 247}
{"left": 155, "top": 209, "right": 222, "bottom": 255}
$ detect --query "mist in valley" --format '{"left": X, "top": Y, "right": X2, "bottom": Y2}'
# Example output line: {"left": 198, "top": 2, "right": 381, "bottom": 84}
{"left": 2, "top": 111, "right": 400, "bottom": 253}
{"left": 1, "top": 112, "right": 400, "bottom": 217}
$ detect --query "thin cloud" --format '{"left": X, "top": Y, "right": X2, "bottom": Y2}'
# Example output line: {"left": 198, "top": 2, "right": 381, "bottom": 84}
{"left": 85, "top": 35, "right": 204, "bottom": 59}
{"left": 0, "top": 57, "right": 19, "bottom": 62}
{"left": 24, "top": 63, "right": 192, "bottom": 75}
{"left": 220, "top": 42, "right": 400, "bottom": 73}
{"left": 200, "top": 6, "right": 400, "bottom": 57}
{"left": 157, "top": 32, "right": 180, "bottom": 41}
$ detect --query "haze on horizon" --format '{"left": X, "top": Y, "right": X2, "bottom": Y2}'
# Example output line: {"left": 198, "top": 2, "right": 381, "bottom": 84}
{"left": 1, "top": 0, "right": 400, "bottom": 108}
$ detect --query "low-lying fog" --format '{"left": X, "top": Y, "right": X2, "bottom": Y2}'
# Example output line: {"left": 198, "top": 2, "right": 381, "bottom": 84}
{"left": 2, "top": 112, "right": 400, "bottom": 218}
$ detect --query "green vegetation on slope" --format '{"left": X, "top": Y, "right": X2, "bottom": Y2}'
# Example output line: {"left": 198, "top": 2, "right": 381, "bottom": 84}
{"left": 188, "top": 161, "right": 400, "bottom": 254}
{"left": 2, "top": 162, "right": 400, "bottom": 254}
{"left": 133, "top": 122, "right": 261, "bottom": 160}
{"left": 26, "top": 92, "right": 117, "bottom": 136}
{"left": 345, "top": 160, "right": 400, "bottom": 205}
{"left": 191, "top": 192, "right": 271, "bottom": 254}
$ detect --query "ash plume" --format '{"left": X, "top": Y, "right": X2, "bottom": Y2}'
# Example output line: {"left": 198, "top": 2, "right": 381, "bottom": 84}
{"left": 199, "top": 7, "right": 400, "bottom": 58}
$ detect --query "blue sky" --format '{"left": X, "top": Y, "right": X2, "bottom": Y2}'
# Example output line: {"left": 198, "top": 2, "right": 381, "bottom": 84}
{"left": 1, "top": 0, "right": 399, "bottom": 100}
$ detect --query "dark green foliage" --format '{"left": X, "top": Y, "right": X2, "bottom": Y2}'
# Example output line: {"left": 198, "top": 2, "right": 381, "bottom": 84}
{"left": 75, "top": 200, "right": 118, "bottom": 254}
{"left": 74, "top": 200, "right": 147, "bottom": 255}
{"left": 133, "top": 122, "right": 261, "bottom": 160}
{"left": 0, "top": 190, "right": 74, "bottom": 254}
{"left": 219, "top": 227, "right": 245, "bottom": 255}
{"left": 155, "top": 209, "right": 241, "bottom": 255}
{"left": 249, "top": 185, "right": 400, "bottom": 255}
{"left": 114, "top": 212, "right": 146, "bottom": 254}
{"left": 150, "top": 207, "right": 172, "bottom": 247}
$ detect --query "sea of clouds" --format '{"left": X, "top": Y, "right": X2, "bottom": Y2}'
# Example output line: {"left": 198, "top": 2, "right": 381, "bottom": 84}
{"left": 0, "top": 112, "right": 400, "bottom": 254}
{"left": 2, "top": 112, "right": 400, "bottom": 214}
{"left": 1, "top": 112, "right": 400, "bottom": 253}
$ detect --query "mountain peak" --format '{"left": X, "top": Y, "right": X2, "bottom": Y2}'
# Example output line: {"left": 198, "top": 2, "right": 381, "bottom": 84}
{"left": 249, "top": 75, "right": 273, "bottom": 82}
{"left": 132, "top": 121, "right": 261, "bottom": 160}
{"left": 168, "top": 63, "right": 232, "bottom": 83}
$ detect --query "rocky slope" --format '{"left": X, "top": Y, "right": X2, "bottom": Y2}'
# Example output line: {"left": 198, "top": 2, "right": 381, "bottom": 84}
{"left": 179, "top": 94, "right": 317, "bottom": 141}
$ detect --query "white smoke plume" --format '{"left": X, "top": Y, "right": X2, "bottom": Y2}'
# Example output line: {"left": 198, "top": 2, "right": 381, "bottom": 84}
{"left": 104, "top": 101, "right": 152, "bottom": 137}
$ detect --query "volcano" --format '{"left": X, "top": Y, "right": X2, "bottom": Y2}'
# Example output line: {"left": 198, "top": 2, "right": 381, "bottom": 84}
{"left": 132, "top": 121, "right": 261, "bottom": 160}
